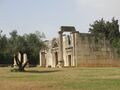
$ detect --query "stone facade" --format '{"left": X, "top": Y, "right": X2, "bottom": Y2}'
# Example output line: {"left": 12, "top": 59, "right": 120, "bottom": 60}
{"left": 40, "top": 26, "right": 120, "bottom": 67}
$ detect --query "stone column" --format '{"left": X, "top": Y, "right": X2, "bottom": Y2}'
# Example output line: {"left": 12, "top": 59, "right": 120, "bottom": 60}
{"left": 58, "top": 31, "right": 64, "bottom": 67}
{"left": 39, "top": 51, "right": 42, "bottom": 67}
{"left": 39, "top": 51, "right": 41, "bottom": 66}
{"left": 74, "top": 31, "right": 79, "bottom": 67}
{"left": 72, "top": 32, "right": 76, "bottom": 66}
{"left": 39, "top": 50, "right": 46, "bottom": 67}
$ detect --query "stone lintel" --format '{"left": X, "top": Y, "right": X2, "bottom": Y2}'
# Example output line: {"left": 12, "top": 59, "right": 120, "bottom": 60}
{"left": 60, "top": 26, "right": 76, "bottom": 32}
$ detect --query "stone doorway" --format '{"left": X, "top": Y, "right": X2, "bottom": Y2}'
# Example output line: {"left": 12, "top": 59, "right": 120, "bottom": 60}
{"left": 55, "top": 52, "right": 58, "bottom": 66}
{"left": 58, "top": 26, "right": 76, "bottom": 67}
{"left": 40, "top": 52, "right": 46, "bottom": 67}
{"left": 68, "top": 55, "right": 72, "bottom": 66}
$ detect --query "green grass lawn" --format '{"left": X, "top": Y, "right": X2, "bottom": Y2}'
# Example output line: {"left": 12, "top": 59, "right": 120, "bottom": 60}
{"left": 0, "top": 67, "right": 120, "bottom": 90}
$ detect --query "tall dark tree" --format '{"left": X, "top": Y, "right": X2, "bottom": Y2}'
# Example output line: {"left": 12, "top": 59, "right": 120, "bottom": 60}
{"left": 0, "top": 30, "right": 10, "bottom": 64}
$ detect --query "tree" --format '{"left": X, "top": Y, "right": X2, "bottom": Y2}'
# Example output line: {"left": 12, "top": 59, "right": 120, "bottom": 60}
{"left": 8, "top": 30, "right": 26, "bottom": 71}
{"left": 9, "top": 30, "right": 46, "bottom": 72}
{"left": 89, "top": 17, "right": 120, "bottom": 55}
{"left": 24, "top": 32, "right": 46, "bottom": 65}
{"left": 0, "top": 30, "right": 7, "bottom": 53}
{"left": 0, "top": 30, "right": 10, "bottom": 64}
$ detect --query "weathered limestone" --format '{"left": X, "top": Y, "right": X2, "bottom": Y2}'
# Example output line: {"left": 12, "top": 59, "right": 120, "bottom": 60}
{"left": 39, "top": 50, "right": 46, "bottom": 67}
{"left": 39, "top": 26, "right": 120, "bottom": 68}
{"left": 58, "top": 31, "right": 64, "bottom": 67}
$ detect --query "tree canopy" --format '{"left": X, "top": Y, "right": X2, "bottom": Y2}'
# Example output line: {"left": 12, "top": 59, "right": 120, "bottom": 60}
{"left": 0, "top": 30, "right": 46, "bottom": 71}
{"left": 89, "top": 17, "right": 120, "bottom": 54}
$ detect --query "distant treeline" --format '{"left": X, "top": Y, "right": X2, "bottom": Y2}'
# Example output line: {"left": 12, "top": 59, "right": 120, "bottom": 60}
{"left": 0, "top": 30, "right": 46, "bottom": 66}
{"left": 0, "top": 17, "right": 120, "bottom": 66}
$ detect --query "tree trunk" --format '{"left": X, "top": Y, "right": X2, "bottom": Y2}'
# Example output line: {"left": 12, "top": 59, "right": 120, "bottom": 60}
{"left": 14, "top": 52, "right": 28, "bottom": 72}
{"left": 18, "top": 66, "right": 25, "bottom": 72}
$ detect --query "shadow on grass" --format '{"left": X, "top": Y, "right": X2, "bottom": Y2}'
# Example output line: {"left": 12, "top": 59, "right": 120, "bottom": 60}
{"left": 24, "top": 70, "right": 61, "bottom": 74}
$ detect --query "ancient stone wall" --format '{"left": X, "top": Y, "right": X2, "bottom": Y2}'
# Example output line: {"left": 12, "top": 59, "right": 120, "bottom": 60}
{"left": 76, "top": 32, "right": 120, "bottom": 67}
{"left": 39, "top": 26, "right": 120, "bottom": 68}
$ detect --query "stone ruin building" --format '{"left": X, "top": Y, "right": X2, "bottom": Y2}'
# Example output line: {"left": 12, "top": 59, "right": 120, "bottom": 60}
{"left": 39, "top": 26, "right": 120, "bottom": 68}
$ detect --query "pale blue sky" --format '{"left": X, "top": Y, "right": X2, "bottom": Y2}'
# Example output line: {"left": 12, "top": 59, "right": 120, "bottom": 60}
{"left": 0, "top": 0, "right": 120, "bottom": 39}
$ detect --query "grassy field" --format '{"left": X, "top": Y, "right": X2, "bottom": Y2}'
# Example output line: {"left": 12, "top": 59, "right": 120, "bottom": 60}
{"left": 0, "top": 67, "right": 120, "bottom": 90}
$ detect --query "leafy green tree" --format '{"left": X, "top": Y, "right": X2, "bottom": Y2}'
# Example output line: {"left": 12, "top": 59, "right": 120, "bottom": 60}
{"left": 8, "top": 30, "right": 26, "bottom": 71}
{"left": 0, "top": 30, "right": 11, "bottom": 64}
{"left": 89, "top": 17, "right": 120, "bottom": 55}
{"left": 0, "top": 30, "right": 7, "bottom": 53}
{"left": 9, "top": 30, "right": 46, "bottom": 72}
{"left": 25, "top": 32, "right": 46, "bottom": 65}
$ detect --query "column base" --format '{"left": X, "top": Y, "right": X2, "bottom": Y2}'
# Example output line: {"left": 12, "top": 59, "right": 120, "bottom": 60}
{"left": 57, "top": 61, "right": 64, "bottom": 68}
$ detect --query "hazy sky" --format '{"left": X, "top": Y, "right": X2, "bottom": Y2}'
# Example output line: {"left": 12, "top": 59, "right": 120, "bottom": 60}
{"left": 0, "top": 0, "right": 120, "bottom": 39}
